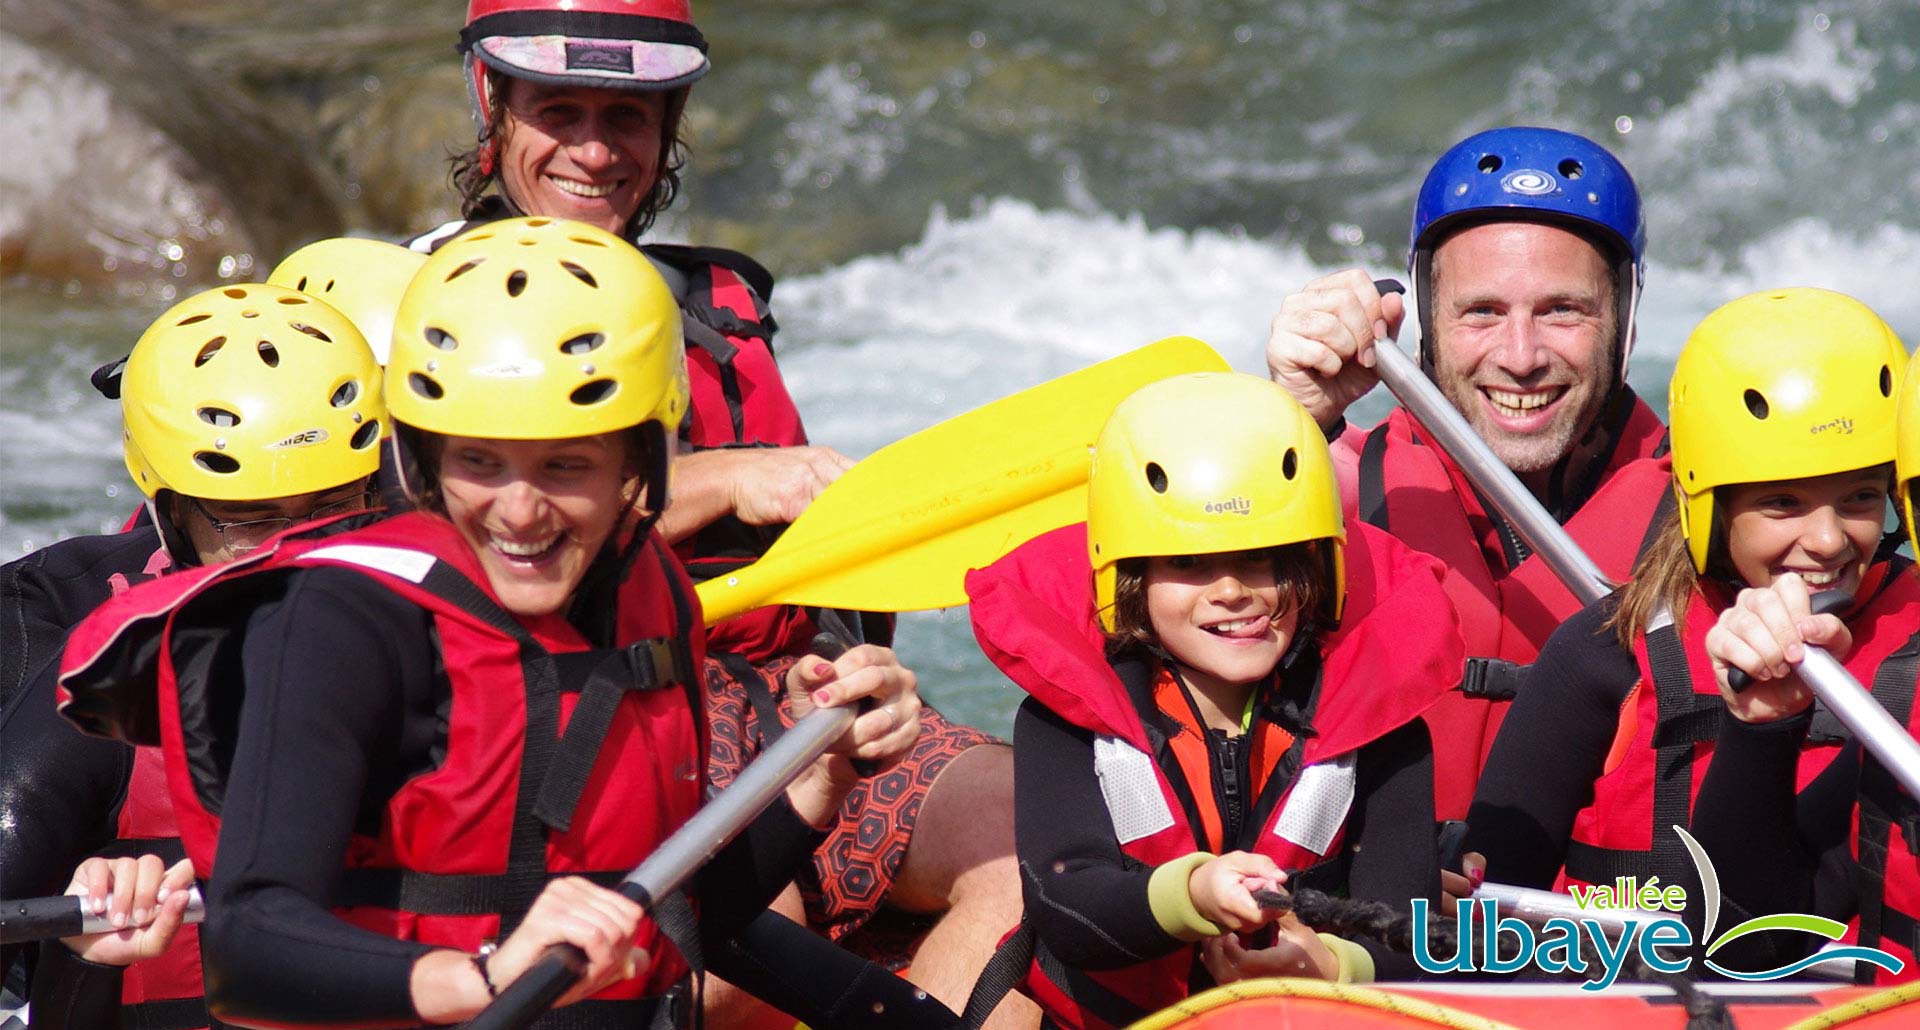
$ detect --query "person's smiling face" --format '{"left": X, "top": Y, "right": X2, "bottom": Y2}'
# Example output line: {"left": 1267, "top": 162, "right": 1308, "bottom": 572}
{"left": 498, "top": 80, "right": 667, "bottom": 235}
{"left": 438, "top": 433, "right": 634, "bottom": 617}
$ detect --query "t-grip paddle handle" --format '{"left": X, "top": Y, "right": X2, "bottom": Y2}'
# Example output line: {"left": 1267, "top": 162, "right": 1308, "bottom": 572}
{"left": 466, "top": 638, "right": 857, "bottom": 1030}
{"left": 1726, "top": 590, "right": 1852, "bottom": 692}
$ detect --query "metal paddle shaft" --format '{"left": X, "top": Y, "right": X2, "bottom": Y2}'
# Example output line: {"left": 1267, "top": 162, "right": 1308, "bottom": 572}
{"left": 1366, "top": 278, "right": 1920, "bottom": 803}
{"left": 466, "top": 638, "right": 856, "bottom": 1030}
{"left": 0, "top": 887, "right": 206, "bottom": 945}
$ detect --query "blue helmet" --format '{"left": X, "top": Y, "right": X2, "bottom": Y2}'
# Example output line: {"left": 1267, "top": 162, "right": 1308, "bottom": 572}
{"left": 1409, "top": 126, "right": 1646, "bottom": 383}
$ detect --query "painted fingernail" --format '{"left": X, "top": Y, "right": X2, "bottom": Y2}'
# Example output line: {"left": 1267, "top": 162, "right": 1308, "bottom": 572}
{"left": 812, "top": 688, "right": 833, "bottom": 706}
{"left": 1469, "top": 868, "right": 1484, "bottom": 886}
{"left": 814, "top": 662, "right": 834, "bottom": 676}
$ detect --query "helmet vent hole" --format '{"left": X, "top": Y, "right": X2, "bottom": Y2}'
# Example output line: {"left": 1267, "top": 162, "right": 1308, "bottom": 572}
{"left": 277, "top": 295, "right": 306, "bottom": 306}
{"left": 331, "top": 381, "right": 360, "bottom": 408}
{"left": 560, "top": 333, "right": 605, "bottom": 355}
{"left": 194, "top": 337, "right": 227, "bottom": 366}
{"left": 506, "top": 270, "right": 528, "bottom": 296}
{"left": 569, "top": 235, "right": 608, "bottom": 248}
{"left": 424, "top": 327, "right": 458, "bottom": 351}
{"left": 294, "top": 276, "right": 308, "bottom": 291}
{"left": 291, "top": 322, "right": 332, "bottom": 343}
{"left": 527, "top": 218, "right": 551, "bottom": 227}
{"left": 1559, "top": 159, "right": 1585, "bottom": 179}
{"left": 257, "top": 341, "right": 280, "bottom": 367}
{"left": 177, "top": 313, "right": 211, "bottom": 327}
{"left": 446, "top": 258, "right": 485, "bottom": 282}
{"left": 1477, "top": 155, "right": 1502, "bottom": 174}
{"left": 1282, "top": 448, "right": 1299, "bottom": 480}
{"left": 351, "top": 421, "right": 381, "bottom": 450}
{"left": 1882, "top": 365, "right": 1894, "bottom": 397}
{"left": 409, "top": 373, "right": 444, "bottom": 400}
{"left": 194, "top": 452, "right": 241, "bottom": 475}
{"left": 570, "top": 379, "right": 617, "bottom": 406}
{"left": 1743, "top": 389, "right": 1769, "bottom": 420}
{"left": 223, "top": 287, "right": 247, "bottom": 299}
{"left": 561, "top": 261, "right": 598, "bottom": 288}
{"left": 197, "top": 407, "right": 241, "bottom": 428}
{"left": 1145, "top": 462, "right": 1168, "bottom": 494}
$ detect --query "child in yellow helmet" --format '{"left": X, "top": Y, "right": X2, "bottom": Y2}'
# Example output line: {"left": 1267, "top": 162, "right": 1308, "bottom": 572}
{"left": 1459, "top": 289, "right": 1917, "bottom": 974}
{"left": 966, "top": 372, "right": 1463, "bottom": 1028}
{"left": 1684, "top": 316, "right": 1920, "bottom": 982}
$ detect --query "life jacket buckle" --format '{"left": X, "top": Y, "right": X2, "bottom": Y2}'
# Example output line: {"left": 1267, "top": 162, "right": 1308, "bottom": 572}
{"left": 1459, "top": 657, "right": 1525, "bottom": 701}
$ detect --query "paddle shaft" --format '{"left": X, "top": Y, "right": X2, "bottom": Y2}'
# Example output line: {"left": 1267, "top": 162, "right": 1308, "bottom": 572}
{"left": 466, "top": 638, "right": 854, "bottom": 1030}
{"left": 1368, "top": 279, "right": 1920, "bottom": 800}
{"left": 0, "top": 887, "right": 206, "bottom": 945}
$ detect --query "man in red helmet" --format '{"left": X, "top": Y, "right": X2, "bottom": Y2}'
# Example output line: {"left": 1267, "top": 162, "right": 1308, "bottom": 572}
{"left": 405, "top": 4, "right": 1032, "bottom": 1028}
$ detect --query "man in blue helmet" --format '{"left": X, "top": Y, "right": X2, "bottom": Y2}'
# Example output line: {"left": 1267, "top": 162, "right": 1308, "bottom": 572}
{"left": 1264, "top": 126, "right": 1672, "bottom": 821}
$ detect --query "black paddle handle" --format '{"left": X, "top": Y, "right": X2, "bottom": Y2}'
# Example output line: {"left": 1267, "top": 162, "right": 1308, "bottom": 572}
{"left": 1727, "top": 590, "right": 1852, "bottom": 692}
{"left": 467, "top": 637, "right": 855, "bottom": 1030}
{"left": 0, "top": 894, "right": 86, "bottom": 945}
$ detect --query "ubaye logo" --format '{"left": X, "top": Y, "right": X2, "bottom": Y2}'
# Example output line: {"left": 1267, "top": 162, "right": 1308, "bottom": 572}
{"left": 1410, "top": 826, "right": 1904, "bottom": 989}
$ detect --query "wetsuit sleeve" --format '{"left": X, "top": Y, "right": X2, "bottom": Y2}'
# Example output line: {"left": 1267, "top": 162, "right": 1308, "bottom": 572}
{"left": 1464, "top": 600, "right": 1639, "bottom": 888}
{"left": 0, "top": 565, "right": 135, "bottom": 982}
{"left": 1688, "top": 713, "right": 1859, "bottom": 971}
{"left": 201, "top": 568, "right": 441, "bottom": 1027}
{"left": 1014, "top": 697, "right": 1185, "bottom": 970}
{"left": 1342, "top": 719, "right": 1440, "bottom": 979}
{"left": 695, "top": 795, "right": 829, "bottom": 941}
{"left": 25, "top": 941, "right": 126, "bottom": 1030}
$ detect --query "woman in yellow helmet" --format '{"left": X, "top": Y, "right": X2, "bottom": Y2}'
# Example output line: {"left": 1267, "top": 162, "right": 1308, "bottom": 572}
{"left": 1458, "top": 289, "right": 1919, "bottom": 953}
{"left": 964, "top": 372, "right": 1463, "bottom": 1028}
{"left": 57, "top": 217, "right": 922, "bottom": 1027}
{"left": 1683, "top": 344, "right": 1920, "bottom": 983}
{"left": 1, "top": 283, "right": 385, "bottom": 1029}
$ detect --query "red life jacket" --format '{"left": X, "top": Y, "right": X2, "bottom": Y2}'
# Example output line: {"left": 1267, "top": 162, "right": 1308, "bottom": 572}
{"left": 1846, "top": 621, "right": 1920, "bottom": 983}
{"left": 965, "top": 521, "right": 1463, "bottom": 1029}
{"left": 98, "top": 545, "right": 206, "bottom": 1030}
{"left": 646, "top": 244, "right": 833, "bottom": 663}
{"left": 1350, "top": 397, "right": 1670, "bottom": 819}
{"left": 60, "top": 512, "right": 707, "bottom": 1010}
{"left": 1563, "top": 563, "right": 1920, "bottom": 902}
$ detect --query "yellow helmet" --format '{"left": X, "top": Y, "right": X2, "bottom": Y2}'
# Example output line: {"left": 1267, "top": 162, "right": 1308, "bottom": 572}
{"left": 267, "top": 237, "right": 427, "bottom": 364}
{"left": 121, "top": 284, "right": 385, "bottom": 501}
{"left": 1668, "top": 287, "right": 1907, "bottom": 574}
{"left": 1898, "top": 358, "right": 1920, "bottom": 556}
{"left": 1088, "top": 372, "right": 1346, "bottom": 629}
{"left": 386, "top": 216, "right": 688, "bottom": 441}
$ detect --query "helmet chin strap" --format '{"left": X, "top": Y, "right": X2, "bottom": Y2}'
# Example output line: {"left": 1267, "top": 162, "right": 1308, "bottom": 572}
{"left": 567, "top": 422, "right": 672, "bottom": 647}
{"left": 148, "top": 493, "right": 201, "bottom": 569}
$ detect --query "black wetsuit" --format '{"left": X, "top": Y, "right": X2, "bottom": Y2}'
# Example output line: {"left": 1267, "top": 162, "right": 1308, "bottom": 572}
{"left": 1014, "top": 681, "right": 1439, "bottom": 982}
{"left": 197, "top": 566, "right": 823, "bottom": 1026}
{"left": 0, "top": 530, "right": 172, "bottom": 1027}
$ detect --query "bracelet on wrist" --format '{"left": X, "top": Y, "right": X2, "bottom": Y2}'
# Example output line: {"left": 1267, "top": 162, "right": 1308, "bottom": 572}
{"left": 472, "top": 941, "right": 499, "bottom": 998}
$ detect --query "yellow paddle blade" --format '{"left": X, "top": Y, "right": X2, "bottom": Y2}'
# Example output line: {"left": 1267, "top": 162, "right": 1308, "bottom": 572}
{"left": 697, "top": 336, "right": 1231, "bottom": 624}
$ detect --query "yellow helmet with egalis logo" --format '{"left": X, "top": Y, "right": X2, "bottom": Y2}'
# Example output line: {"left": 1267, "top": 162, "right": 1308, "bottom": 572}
{"left": 1668, "top": 287, "right": 1906, "bottom": 574}
{"left": 121, "top": 284, "right": 383, "bottom": 501}
{"left": 1088, "top": 372, "right": 1345, "bottom": 629}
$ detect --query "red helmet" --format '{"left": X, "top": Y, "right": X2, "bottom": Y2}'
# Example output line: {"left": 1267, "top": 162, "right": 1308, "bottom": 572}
{"left": 460, "top": 0, "right": 709, "bottom": 135}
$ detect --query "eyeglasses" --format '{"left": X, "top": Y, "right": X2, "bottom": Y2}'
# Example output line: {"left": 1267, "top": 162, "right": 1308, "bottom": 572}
{"left": 187, "top": 488, "right": 376, "bottom": 551}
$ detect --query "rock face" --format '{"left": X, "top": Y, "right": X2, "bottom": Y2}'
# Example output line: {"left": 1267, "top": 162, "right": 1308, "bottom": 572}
{"left": 2, "top": 0, "right": 350, "bottom": 297}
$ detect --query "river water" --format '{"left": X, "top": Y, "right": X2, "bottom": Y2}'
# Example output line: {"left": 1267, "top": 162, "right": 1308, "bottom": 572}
{"left": 4, "top": 1, "right": 1918, "bottom": 736}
